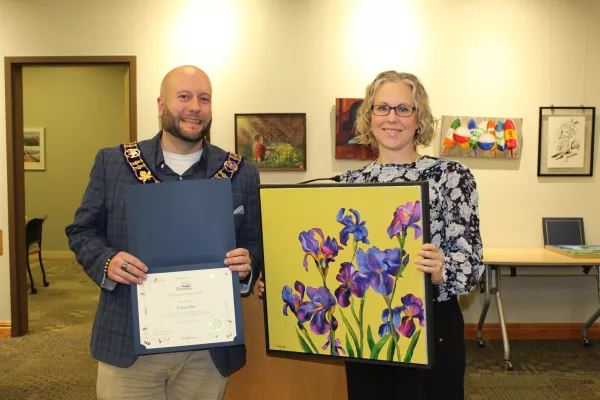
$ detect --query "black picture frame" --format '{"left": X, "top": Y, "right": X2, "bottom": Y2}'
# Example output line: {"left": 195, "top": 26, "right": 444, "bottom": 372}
{"left": 257, "top": 182, "right": 435, "bottom": 368}
{"left": 537, "top": 106, "right": 596, "bottom": 176}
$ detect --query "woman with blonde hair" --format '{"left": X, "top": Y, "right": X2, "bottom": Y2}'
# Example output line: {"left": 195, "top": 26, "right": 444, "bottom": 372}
{"left": 259, "top": 71, "right": 483, "bottom": 399}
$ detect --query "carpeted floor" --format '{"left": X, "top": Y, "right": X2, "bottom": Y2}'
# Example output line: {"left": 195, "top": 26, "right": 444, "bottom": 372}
{"left": 1, "top": 259, "right": 599, "bottom": 399}
{"left": 0, "top": 259, "right": 98, "bottom": 400}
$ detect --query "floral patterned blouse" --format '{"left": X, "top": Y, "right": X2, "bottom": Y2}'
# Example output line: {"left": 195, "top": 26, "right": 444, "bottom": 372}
{"left": 340, "top": 155, "right": 484, "bottom": 302}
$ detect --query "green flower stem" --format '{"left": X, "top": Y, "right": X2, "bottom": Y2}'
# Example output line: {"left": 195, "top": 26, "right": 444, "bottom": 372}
{"left": 313, "top": 260, "right": 333, "bottom": 354}
{"left": 390, "top": 234, "right": 407, "bottom": 302}
{"left": 351, "top": 241, "right": 358, "bottom": 264}
{"left": 385, "top": 297, "right": 402, "bottom": 361}
{"left": 359, "top": 295, "right": 366, "bottom": 355}
{"left": 350, "top": 297, "right": 360, "bottom": 328}
{"left": 328, "top": 310, "right": 336, "bottom": 355}
{"left": 339, "top": 308, "right": 361, "bottom": 357}
{"left": 298, "top": 323, "right": 319, "bottom": 353}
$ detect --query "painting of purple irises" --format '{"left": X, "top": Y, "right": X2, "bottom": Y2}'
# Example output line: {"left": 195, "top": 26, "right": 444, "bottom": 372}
{"left": 260, "top": 183, "right": 432, "bottom": 366}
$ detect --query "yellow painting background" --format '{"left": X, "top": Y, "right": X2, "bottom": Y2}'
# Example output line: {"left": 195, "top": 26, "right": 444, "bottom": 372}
{"left": 260, "top": 184, "right": 429, "bottom": 365}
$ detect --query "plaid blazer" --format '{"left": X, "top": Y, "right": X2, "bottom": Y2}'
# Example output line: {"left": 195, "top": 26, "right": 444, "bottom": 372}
{"left": 65, "top": 132, "right": 262, "bottom": 375}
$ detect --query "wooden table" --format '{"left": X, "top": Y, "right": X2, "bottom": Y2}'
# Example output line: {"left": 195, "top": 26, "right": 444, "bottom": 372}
{"left": 478, "top": 248, "right": 600, "bottom": 370}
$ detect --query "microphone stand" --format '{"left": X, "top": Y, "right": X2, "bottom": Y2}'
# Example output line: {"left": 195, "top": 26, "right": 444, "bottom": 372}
{"left": 297, "top": 176, "right": 341, "bottom": 184}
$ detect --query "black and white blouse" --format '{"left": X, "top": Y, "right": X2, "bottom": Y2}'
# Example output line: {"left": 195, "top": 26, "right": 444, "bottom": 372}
{"left": 340, "top": 155, "right": 484, "bottom": 302}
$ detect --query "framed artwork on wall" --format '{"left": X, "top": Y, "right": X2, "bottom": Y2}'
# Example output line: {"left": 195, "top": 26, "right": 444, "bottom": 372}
{"left": 259, "top": 182, "right": 435, "bottom": 367}
{"left": 335, "top": 98, "right": 378, "bottom": 160}
{"left": 24, "top": 127, "right": 45, "bottom": 171}
{"left": 234, "top": 113, "right": 306, "bottom": 171}
{"left": 537, "top": 107, "right": 596, "bottom": 177}
{"left": 439, "top": 116, "right": 523, "bottom": 159}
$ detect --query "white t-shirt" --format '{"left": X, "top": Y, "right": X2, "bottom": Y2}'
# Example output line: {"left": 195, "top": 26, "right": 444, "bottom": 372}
{"left": 162, "top": 149, "right": 203, "bottom": 176}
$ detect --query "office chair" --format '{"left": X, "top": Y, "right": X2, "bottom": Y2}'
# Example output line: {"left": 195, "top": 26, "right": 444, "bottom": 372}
{"left": 25, "top": 215, "right": 49, "bottom": 294}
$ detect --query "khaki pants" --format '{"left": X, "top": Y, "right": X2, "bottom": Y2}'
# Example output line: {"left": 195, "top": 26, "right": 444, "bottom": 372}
{"left": 97, "top": 350, "right": 227, "bottom": 400}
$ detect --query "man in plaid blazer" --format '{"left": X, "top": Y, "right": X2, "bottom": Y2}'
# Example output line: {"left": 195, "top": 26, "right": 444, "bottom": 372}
{"left": 66, "top": 66, "right": 262, "bottom": 399}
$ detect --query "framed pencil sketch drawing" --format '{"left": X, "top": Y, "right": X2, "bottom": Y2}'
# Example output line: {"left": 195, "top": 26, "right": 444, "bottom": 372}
{"left": 234, "top": 113, "right": 306, "bottom": 171}
{"left": 259, "top": 182, "right": 435, "bottom": 367}
{"left": 538, "top": 107, "right": 596, "bottom": 176}
{"left": 24, "top": 127, "right": 45, "bottom": 170}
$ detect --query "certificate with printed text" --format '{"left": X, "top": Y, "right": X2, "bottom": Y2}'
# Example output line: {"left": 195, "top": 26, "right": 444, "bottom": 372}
{"left": 125, "top": 180, "right": 245, "bottom": 355}
{"left": 136, "top": 266, "right": 237, "bottom": 350}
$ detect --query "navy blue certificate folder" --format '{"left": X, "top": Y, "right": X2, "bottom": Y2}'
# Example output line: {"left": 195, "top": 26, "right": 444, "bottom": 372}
{"left": 125, "top": 179, "right": 245, "bottom": 355}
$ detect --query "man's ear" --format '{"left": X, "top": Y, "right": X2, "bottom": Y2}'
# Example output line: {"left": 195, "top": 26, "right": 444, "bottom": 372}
{"left": 157, "top": 97, "right": 165, "bottom": 117}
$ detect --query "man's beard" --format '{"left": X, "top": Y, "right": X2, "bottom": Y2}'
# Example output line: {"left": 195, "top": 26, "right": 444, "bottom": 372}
{"left": 161, "top": 107, "right": 211, "bottom": 143}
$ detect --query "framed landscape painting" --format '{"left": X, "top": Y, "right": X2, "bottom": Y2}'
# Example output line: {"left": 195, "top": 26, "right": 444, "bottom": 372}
{"left": 259, "top": 182, "right": 434, "bottom": 367}
{"left": 24, "top": 127, "right": 45, "bottom": 170}
{"left": 235, "top": 113, "right": 306, "bottom": 171}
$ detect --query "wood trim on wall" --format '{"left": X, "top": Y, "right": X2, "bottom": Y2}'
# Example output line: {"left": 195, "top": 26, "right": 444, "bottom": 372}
{"left": 465, "top": 323, "right": 600, "bottom": 340}
{"left": 5, "top": 59, "right": 28, "bottom": 337}
{"left": 5, "top": 56, "right": 137, "bottom": 337}
{"left": 0, "top": 321, "right": 10, "bottom": 339}
{"left": 128, "top": 58, "right": 137, "bottom": 142}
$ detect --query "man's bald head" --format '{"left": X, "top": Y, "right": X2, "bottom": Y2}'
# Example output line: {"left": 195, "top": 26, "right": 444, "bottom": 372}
{"left": 157, "top": 65, "right": 213, "bottom": 147}
{"left": 160, "top": 65, "right": 211, "bottom": 98}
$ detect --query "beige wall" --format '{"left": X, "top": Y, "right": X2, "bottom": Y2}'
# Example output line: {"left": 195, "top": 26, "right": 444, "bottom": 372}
{"left": 1, "top": 0, "right": 599, "bottom": 324}
{"left": 23, "top": 65, "right": 128, "bottom": 252}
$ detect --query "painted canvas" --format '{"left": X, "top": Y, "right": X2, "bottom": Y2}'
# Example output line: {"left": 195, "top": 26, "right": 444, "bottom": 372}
{"left": 259, "top": 183, "right": 434, "bottom": 367}
{"left": 546, "top": 116, "right": 585, "bottom": 169}
{"left": 235, "top": 113, "right": 306, "bottom": 171}
{"left": 439, "top": 116, "right": 523, "bottom": 159}
{"left": 335, "top": 98, "right": 378, "bottom": 160}
{"left": 544, "top": 245, "right": 600, "bottom": 259}
{"left": 24, "top": 127, "right": 45, "bottom": 170}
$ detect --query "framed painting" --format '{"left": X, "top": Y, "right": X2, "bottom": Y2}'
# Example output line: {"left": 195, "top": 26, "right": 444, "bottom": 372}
{"left": 235, "top": 113, "right": 306, "bottom": 171}
{"left": 259, "top": 182, "right": 434, "bottom": 367}
{"left": 537, "top": 107, "right": 596, "bottom": 176}
{"left": 24, "top": 127, "right": 45, "bottom": 170}
{"left": 439, "top": 116, "right": 523, "bottom": 159}
{"left": 335, "top": 98, "right": 377, "bottom": 160}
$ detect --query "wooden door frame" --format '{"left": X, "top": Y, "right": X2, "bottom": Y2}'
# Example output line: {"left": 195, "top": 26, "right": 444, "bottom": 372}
{"left": 4, "top": 56, "right": 137, "bottom": 337}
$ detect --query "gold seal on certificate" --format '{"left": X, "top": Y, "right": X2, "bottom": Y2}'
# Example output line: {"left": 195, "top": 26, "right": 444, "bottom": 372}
{"left": 136, "top": 267, "right": 236, "bottom": 350}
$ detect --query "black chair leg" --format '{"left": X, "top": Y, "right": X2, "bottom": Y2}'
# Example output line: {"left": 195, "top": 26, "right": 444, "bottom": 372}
{"left": 38, "top": 251, "right": 49, "bottom": 287}
{"left": 26, "top": 257, "right": 37, "bottom": 294}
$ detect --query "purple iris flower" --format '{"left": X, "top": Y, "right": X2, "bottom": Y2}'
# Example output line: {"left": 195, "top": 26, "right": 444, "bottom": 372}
{"left": 299, "top": 228, "right": 342, "bottom": 272}
{"left": 297, "top": 286, "right": 338, "bottom": 335}
{"left": 387, "top": 201, "right": 422, "bottom": 240}
{"left": 336, "top": 208, "right": 370, "bottom": 246}
{"left": 322, "top": 338, "right": 346, "bottom": 355}
{"left": 355, "top": 247, "right": 401, "bottom": 295}
{"left": 377, "top": 294, "right": 425, "bottom": 338}
{"left": 334, "top": 262, "right": 370, "bottom": 307}
{"left": 398, "top": 294, "right": 425, "bottom": 338}
{"left": 282, "top": 281, "right": 305, "bottom": 316}
{"left": 378, "top": 307, "right": 400, "bottom": 338}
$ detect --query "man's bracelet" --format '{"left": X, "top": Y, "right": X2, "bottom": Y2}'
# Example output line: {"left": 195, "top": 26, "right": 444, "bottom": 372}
{"left": 103, "top": 255, "right": 115, "bottom": 276}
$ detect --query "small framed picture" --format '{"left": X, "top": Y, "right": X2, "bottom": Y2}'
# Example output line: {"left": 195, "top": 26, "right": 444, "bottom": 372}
{"left": 24, "top": 127, "right": 45, "bottom": 171}
{"left": 234, "top": 113, "right": 306, "bottom": 171}
{"left": 335, "top": 98, "right": 377, "bottom": 160}
{"left": 537, "top": 107, "right": 596, "bottom": 177}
